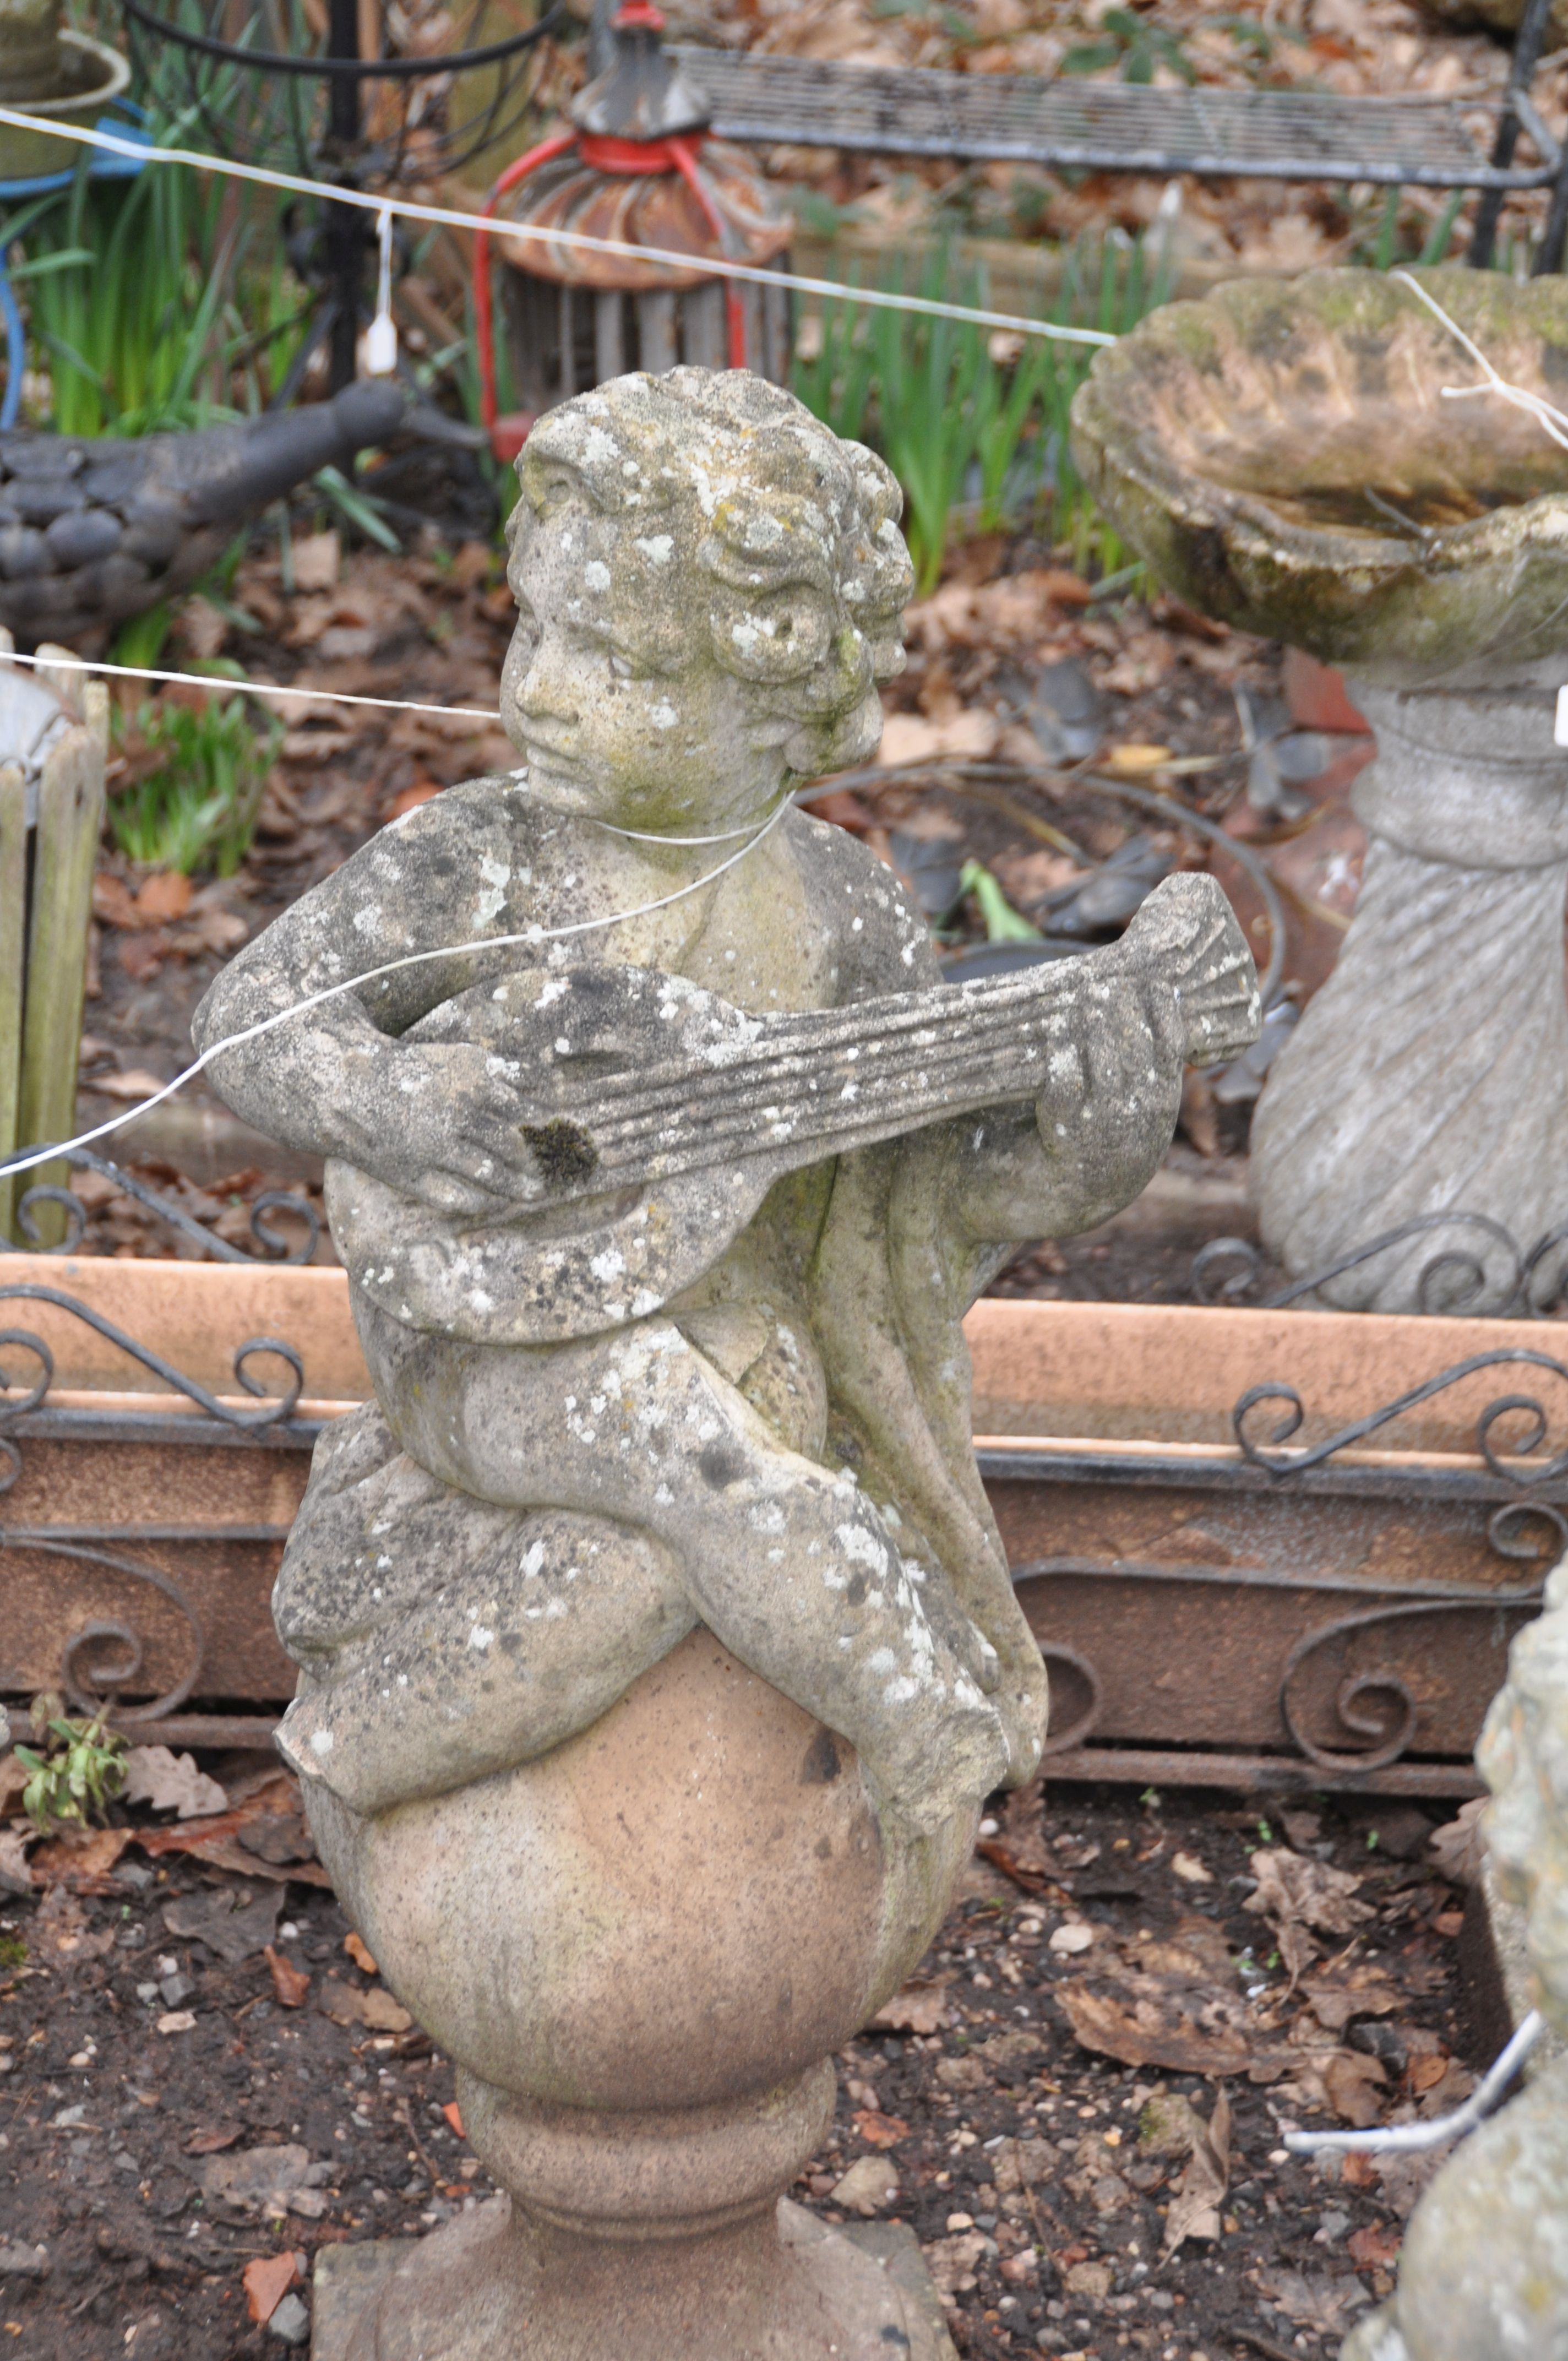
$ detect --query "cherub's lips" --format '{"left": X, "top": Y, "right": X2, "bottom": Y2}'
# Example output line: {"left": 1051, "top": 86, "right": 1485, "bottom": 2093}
{"left": 521, "top": 738, "right": 584, "bottom": 777}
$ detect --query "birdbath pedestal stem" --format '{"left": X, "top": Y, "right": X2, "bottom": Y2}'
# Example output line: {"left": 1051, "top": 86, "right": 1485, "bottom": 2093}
{"left": 1250, "top": 671, "right": 1568, "bottom": 1311}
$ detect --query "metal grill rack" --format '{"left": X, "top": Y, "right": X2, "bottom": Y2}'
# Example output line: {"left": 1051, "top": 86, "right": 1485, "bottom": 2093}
{"left": 673, "top": 52, "right": 1554, "bottom": 192}
{"left": 671, "top": 0, "right": 1568, "bottom": 270}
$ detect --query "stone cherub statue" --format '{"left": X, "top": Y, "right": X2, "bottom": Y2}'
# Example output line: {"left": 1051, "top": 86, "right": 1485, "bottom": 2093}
{"left": 195, "top": 368, "right": 1257, "bottom": 2361}
{"left": 1343, "top": 1562, "right": 1568, "bottom": 2361}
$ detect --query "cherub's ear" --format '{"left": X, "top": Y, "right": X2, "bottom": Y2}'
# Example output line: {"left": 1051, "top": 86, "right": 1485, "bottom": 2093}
{"left": 706, "top": 576, "right": 834, "bottom": 686}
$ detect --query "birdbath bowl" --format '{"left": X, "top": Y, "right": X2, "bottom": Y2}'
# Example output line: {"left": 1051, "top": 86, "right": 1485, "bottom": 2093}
{"left": 0, "top": 0, "right": 130, "bottom": 181}
{"left": 1072, "top": 265, "right": 1568, "bottom": 1312}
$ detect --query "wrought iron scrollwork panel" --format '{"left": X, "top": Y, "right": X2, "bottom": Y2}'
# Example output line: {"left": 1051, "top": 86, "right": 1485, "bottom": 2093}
{"left": 13, "top": 1145, "right": 320, "bottom": 1265}
{"left": 1013, "top": 1556, "right": 1545, "bottom": 1774}
{"left": 0, "top": 1286, "right": 304, "bottom": 1430}
{"left": 1193, "top": 1212, "right": 1568, "bottom": 1320}
{"left": 0, "top": 1278, "right": 316, "bottom": 1724}
{"left": 1232, "top": 1347, "right": 1568, "bottom": 1489}
{"left": 1, "top": 1535, "right": 208, "bottom": 1722}
{"left": 1278, "top": 1595, "right": 1540, "bottom": 1774}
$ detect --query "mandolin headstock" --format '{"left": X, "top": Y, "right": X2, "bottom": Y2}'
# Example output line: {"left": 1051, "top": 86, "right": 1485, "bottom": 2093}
{"left": 1112, "top": 871, "right": 1262, "bottom": 1070}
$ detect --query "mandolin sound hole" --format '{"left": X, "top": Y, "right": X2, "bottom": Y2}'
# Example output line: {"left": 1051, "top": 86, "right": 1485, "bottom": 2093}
{"left": 521, "top": 1119, "right": 600, "bottom": 1189}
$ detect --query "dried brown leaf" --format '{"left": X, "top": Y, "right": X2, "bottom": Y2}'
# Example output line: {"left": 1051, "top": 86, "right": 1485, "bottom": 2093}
{"left": 1428, "top": 1799, "right": 1487, "bottom": 1889}
{"left": 1300, "top": 1964, "right": 1403, "bottom": 2033}
{"left": 1253, "top": 2266, "right": 1371, "bottom": 2337}
{"left": 360, "top": 1986, "right": 412, "bottom": 2033}
{"left": 868, "top": 1975, "right": 951, "bottom": 2034}
{"left": 1161, "top": 2088, "right": 1229, "bottom": 2256}
{"left": 317, "top": 1977, "right": 411, "bottom": 2033}
{"left": 0, "top": 1825, "right": 34, "bottom": 1895}
{"left": 1348, "top": 2222, "right": 1402, "bottom": 2271}
{"left": 27, "top": 1826, "right": 132, "bottom": 1892}
{"left": 1055, "top": 1976, "right": 1255, "bottom": 2077}
{"left": 184, "top": 2126, "right": 243, "bottom": 2156}
{"left": 1246, "top": 1847, "right": 1373, "bottom": 1937}
{"left": 134, "top": 871, "right": 193, "bottom": 926}
{"left": 1323, "top": 2050, "right": 1387, "bottom": 2126}
{"left": 263, "top": 1946, "right": 309, "bottom": 2009}
{"left": 122, "top": 1745, "right": 228, "bottom": 1821}
{"left": 138, "top": 1773, "right": 329, "bottom": 1886}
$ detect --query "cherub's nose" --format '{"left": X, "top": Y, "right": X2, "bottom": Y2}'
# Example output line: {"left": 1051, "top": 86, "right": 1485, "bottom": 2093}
{"left": 514, "top": 635, "right": 580, "bottom": 725}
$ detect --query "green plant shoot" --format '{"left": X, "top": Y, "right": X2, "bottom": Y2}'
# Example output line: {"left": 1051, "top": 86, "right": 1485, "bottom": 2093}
{"left": 110, "top": 684, "right": 284, "bottom": 877}
{"left": 961, "top": 861, "right": 1042, "bottom": 943}
{"left": 15, "top": 1696, "right": 127, "bottom": 1832}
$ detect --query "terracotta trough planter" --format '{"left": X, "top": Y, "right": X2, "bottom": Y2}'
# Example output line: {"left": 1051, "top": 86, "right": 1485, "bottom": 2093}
{"left": 3, "top": 1256, "right": 1561, "bottom": 1794}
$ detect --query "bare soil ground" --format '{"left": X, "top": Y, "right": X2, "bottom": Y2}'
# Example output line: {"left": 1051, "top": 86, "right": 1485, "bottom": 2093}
{"left": 0, "top": 1772, "right": 1480, "bottom": 2361}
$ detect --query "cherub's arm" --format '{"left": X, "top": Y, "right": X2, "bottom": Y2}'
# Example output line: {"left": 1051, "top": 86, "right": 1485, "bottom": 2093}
{"left": 192, "top": 784, "right": 545, "bottom": 1212}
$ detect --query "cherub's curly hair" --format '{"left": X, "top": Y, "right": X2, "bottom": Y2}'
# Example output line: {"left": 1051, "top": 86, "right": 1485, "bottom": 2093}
{"left": 516, "top": 368, "right": 912, "bottom": 773}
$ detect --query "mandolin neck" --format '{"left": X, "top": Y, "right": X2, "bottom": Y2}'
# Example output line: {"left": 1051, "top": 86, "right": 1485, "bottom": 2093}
{"left": 528, "top": 873, "right": 1259, "bottom": 1203}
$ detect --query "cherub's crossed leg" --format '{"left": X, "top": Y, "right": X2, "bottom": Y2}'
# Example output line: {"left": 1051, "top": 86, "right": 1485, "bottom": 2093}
{"left": 275, "top": 1406, "right": 697, "bottom": 1816}
{"left": 344, "top": 1303, "right": 1010, "bottom": 1831}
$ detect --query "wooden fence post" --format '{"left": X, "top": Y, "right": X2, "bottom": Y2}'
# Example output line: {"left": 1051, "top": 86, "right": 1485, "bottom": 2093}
{"left": 0, "top": 759, "right": 26, "bottom": 1246}
{"left": 9, "top": 658, "right": 108, "bottom": 1248}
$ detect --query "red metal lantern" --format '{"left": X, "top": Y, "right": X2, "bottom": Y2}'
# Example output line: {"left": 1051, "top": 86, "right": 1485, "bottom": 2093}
{"left": 473, "top": 2, "right": 792, "bottom": 462}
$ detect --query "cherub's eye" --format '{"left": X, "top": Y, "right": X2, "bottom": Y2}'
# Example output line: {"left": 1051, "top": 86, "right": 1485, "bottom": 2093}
{"left": 609, "top": 652, "right": 633, "bottom": 679}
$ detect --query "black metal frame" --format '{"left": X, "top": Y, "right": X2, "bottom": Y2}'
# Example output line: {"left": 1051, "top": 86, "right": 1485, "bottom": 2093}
{"left": 121, "top": 0, "right": 564, "bottom": 387}
{"left": 673, "top": 0, "right": 1568, "bottom": 270}
{"left": 1192, "top": 1212, "right": 1568, "bottom": 1321}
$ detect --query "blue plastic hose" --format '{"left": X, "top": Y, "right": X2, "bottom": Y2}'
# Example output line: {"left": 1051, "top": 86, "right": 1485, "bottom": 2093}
{"left": 0, "top": 258, "right": 22, "bottom": 431}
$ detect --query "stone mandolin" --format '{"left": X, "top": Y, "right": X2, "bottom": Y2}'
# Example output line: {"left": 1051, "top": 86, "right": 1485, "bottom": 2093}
{"left": 330, "top": 869, "right": 1261, "bottom": 1343}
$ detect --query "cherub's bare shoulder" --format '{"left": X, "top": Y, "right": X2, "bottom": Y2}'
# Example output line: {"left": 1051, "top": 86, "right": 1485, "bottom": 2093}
{"left": 785, "top": 806, "right": 941, "bottom": 995}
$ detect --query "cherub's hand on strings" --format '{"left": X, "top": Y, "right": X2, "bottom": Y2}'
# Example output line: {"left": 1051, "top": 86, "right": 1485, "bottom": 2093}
{"left": 331, "top": 1040, "right": 547, "bottom": 1214}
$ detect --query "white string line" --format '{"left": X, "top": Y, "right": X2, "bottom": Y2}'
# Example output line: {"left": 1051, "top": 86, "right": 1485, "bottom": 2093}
{"left": 0, "top": 786, "right": 794, "bottom": 1183}
{"left": 0, "top": 645, "right": 503, "bottom": 720}
{"left": 1395, "top": 268, "right": 1568, "bottom": 451}
{"left": 1283, "top": 2008, "right": 1544, "bottom": 2158}
{"left": 3, "top": 637, "right": 791, "bottom": 835}
{"left": 0, "top": 102, "right": 1117, "bottom": 352}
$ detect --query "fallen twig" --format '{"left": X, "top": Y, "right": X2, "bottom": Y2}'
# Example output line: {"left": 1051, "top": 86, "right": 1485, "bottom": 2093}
{"left": 1232, "top": 2329, "right": 1307, "bottom": 2361}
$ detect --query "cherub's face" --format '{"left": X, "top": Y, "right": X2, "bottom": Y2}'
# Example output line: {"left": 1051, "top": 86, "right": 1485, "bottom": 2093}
{"left": 501, "top": 492, "right": 798, "bottom": 834}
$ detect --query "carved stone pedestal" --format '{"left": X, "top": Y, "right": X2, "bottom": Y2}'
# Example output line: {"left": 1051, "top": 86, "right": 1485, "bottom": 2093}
{"left": 1250, "top": 672, "right": 1568, "bottom": 1312}
{"left": 306, "top": 1634, "right": 969, "bottom": 2361}
{"left": 314, "top": 2206, "right": 955, "bottom": 2361}
{"left": 323, "top": 2196, "right": 955, "bottom": 2361}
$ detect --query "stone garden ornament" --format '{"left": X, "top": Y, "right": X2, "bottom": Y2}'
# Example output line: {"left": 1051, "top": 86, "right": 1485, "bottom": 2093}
{"left": 1342, "top": 1557, "right": 1568, "bottom": 2361}
{"left": 1074, "top": 266, "right": 1568, "bottom": 1315}
{"left": 196, "top": 367, "right": 1259, "bottom": 2360}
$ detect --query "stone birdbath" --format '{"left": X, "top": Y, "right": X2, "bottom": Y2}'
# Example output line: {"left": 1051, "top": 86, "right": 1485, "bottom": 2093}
{"left": 0, "top": 0, "right": 130, "bottom": 181}
{"left": 194, "top": 367, "right": 1258, "bottom": 2360}
{"left": 1072, "top": 265, "right": 1568, "bottom": 1314}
